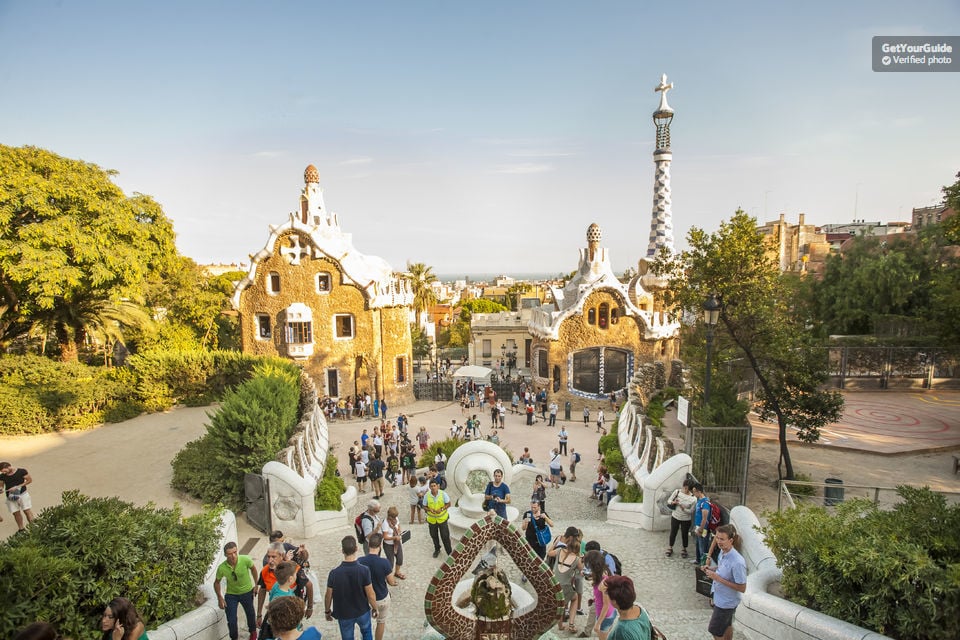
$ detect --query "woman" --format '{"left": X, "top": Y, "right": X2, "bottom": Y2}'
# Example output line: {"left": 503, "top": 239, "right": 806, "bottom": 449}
{"left": 583, "top": 550, "right": 617, "bottom": 640}
{"left": 599, "top": 575, "right": 651, "bottom": 640}
{"left": 702, "top": 524, "right": 747, "bottom": 640}
{"left": 267, "top": 595, "right": 321, "bottom": 640}
{"left": 381, "top": 505, "right": 407, "bottom": 579}
{"left": 101, "top": 597, "right": 148, "bottom": 640}
{"left": 548, "top": 527, "right": 583, "bottom": 633}
{"left": 665, "top": 478, "right": 697, "bottom": 559}
{"left": 531, "top": 475, "right": 547, "bottom": 512}
{"left": 522, "top": 500, "right": 554, "bottom": 559}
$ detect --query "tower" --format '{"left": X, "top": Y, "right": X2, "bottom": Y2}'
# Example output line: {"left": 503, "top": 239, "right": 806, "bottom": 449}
{"left": 645, "top": 74, "right": 676, "bottom": 262}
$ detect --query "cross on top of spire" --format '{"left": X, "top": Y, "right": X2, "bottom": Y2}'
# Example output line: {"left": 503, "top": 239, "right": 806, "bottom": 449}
{"left": 654, "top": 73, "right": 674, "bottom": 113}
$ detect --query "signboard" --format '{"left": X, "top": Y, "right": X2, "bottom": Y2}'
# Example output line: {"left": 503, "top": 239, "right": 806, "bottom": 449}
{"left": 677, "top": 395, "right": 690, "bottom": 426}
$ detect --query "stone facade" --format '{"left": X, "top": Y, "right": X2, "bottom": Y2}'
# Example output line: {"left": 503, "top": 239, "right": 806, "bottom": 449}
{"left": 233, "top": 165, "right": 415, "bottom": 405}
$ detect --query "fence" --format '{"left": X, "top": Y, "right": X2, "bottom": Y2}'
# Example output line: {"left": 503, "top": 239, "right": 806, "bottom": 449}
{"left": 778, "top": 479, "right": 960, "bottom": 511}
{"left": 686, "top": 424, "right": 751, "bottom": 507}
{"left": 828, "top": 346, "right": 960, "bottom": 389}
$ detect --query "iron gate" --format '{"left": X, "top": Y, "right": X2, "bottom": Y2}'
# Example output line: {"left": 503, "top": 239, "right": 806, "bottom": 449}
{"left": 685, "top": 424, "right": 751, "bottom": 507}
{"left": 244, "top": 473, "right": 272, "bottom": 534}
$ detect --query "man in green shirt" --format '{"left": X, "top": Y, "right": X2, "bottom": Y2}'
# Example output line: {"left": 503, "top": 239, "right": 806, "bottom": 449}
{"left": 214, "top": 541, "right": 260, "bottom": 640}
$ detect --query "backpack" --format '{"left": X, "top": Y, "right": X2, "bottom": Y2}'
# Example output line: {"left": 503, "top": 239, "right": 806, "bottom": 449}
{"left": 708, "top": 501, "right": 722, "bottom": 531}
{"left": 354, "top": 513, "right": 373, "bottom": 543}
{"left": 604, "top": 551, "right": 623, "bottom": 575}
{"left": 573, "top": 452, "right": 581, "bottom": 464}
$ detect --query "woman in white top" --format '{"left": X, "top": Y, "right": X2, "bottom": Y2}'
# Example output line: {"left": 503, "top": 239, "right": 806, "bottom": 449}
{"left": 381, "top": 505, "right": 407, "bottom": 579}
{"left": 665, "top": 478, "right": 698, "bottom": 559}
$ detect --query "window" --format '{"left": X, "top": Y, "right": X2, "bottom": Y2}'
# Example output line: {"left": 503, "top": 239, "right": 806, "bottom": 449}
{"left": 572, "top": 349, "right": 601, "bottom": 394}
{"left": 267, "top": 271, "right": 281, "bottom": 294}
{"left": 587, "top": 308, "right": 596, "bottom": 325}
{"left": 599, "top": 303, "right": 609, "bottom": 329}
{"left": 286, "top": 321, "right": 312, "bottom": 344}
{"left": 316, "top": 272, "right": 331, "bottom": 293}
{"left": 482, "top": 339, "right": 492, "bottom": 358}
{"left": 537, "top": 349, "right": 549, "bottom": 378}
{"left": 571, "top": 347, "right": 630, "bottom": 396}
{"left": 335, "top": 314, "right": 354, "bottom": 339}
{"left": 256, "top": 314, "right": 271, "bottom": 339}
{"left": 396, "top": 356, "right": 407, "bottom": 383}
{"left": 552, "top": 365, "right": 561, "bottom": 392}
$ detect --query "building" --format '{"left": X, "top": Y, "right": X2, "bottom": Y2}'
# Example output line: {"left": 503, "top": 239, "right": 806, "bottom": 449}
{"left": 758, "top": 213, "right": 832, "bottom": 275}
{"left": 232, "top": 165, "right": 415, "bottom": 405}
{"left": 470, "top": 308, "right": 536, "bottom": 374}
{"left": 911, "top": 204, "right": 956, "bottom": 231}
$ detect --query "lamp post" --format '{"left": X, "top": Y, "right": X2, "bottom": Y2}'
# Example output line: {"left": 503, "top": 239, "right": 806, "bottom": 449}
{"left": 702, "top": 293, "right": 721, "bottom": 406}
{"left": 500, "top": 343, "right": 516, "bottom": 378}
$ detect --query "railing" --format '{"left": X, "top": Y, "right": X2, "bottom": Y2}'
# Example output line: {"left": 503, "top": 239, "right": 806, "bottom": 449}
{"left": 777, "top": 479, "right": 960, "bottom": 511}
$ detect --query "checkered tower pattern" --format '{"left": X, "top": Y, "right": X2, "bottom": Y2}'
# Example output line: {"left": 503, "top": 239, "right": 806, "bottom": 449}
{"left": 646, "top": 153, "right": 674, "bottom": 259}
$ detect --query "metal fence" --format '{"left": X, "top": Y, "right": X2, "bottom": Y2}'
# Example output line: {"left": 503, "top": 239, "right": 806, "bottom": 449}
{"left": 412, "top": 380, "right": 455, "bottom": 401}
{"left": 778, "top": 480, "right": 960, "bottom": 511}
{"left": 685, "top": 424, "right": 752, "bottom": 507}
{"left": 828, "top": 346, "right": 960, "bottom": 389}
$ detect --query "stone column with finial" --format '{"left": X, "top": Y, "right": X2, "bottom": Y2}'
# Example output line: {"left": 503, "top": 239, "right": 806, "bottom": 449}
{"left": 642, "top": 74, "right": 676, "bottom": 278}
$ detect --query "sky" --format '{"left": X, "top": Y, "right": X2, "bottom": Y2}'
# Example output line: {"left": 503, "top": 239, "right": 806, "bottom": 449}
{"left": 1, "top": 1, "right": 958, "bottom": 276}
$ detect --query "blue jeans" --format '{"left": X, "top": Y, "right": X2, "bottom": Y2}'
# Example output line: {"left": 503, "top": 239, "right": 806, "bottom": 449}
{"left": 337, "top": 610, "right": 373, "bottom": 640}
{"left": 696, "top": 530, "right": 713, "bottom": 564}
{"left": 224, "top": 591, "right": 256, "bottom": 640}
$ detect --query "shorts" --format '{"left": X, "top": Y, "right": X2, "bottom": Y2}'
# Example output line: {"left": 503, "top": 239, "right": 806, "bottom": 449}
{"left": 599, "top": 611, "right": 618, "bottom": 631}
{"left": 708, "top": 606, "right": 736, "bottom": 637}
{"left": 375, "top": 594, "right": 391, "bottom": 621}
{"left": 7, "top": 492, "right": 31, "bottom": 513}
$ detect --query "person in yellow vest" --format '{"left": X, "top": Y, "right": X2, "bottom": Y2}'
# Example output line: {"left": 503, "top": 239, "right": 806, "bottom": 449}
{"left": 422, "top": 478, "right": 452, "bottom": 558}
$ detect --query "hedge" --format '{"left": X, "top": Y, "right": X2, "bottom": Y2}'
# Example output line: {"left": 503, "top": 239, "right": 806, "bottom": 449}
{"left": 764, "top": 486, "right": 960, "bottom": 640}
{"left": 0, "top": 491, "right": 221, "bottom": 640}
{"left": 417, "top": 437, "right": 514, "bottom": 471}
{"left": 315, "top": 454, "right": 347, "bottom": 511}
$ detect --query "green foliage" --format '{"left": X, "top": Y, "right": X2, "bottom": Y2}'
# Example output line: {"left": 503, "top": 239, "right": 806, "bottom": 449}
{"left": 438, "top": 321, "right": 471, "bottom": 348}
{"left": 458, "top": 298, "right": 509, "bottom": 322}
{"left": 411, "top": 323, "right": 432, "bottom": 362}
{"left": 405, "top": 262, "right": 438, "bottom": 325}
{"left": 692, "top": 375, "right": 749, "bottom": 428}
{"left": 417, "top": 437, "right": 513, "bottom": 470}
{"left": 0, "top": 490, "right": 221, "bottom": 640}
{"left": 171, "top": 363, "right": 301, "bottom": 510}
{"left": 315, "top": 454, "right": 347, "bottom": 511}
{"left": 617, "top": 479, "right": 644, "bottom": 503}
{"left": 784, "top": 472, "right": 817, "bottom": 498}
{"left": 764, "top": 486, "right": 960, "bottom": 640}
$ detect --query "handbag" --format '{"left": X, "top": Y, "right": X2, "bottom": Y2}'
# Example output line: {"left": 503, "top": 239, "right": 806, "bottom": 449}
{"left": 401, "top": 530, "right": 411, "bottom": 543}
{"left": 535, "top": 520, "right": 552, "bottom": 547}
{"left": 658, "top": 489, "right": 680, "bottom": 515}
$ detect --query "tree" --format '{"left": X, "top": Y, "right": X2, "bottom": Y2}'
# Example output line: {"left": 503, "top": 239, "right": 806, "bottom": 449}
{"left": 942, "top": 171, "right": 960, "bottom": 245}
{"left": 457, "top": 298, "right": 508, "bottom": 323}
{"left": 405, "top": 261, "right": 438, "bottom": 326}
{"left": 0, "top": 145, "right": 177, "bottom": 360}
{"left": 410, "top": 323, "right": 432, "bottom": 368}
{"left": 504, "top": 282, "right": 530, "bottom": 311}
{"left": 657, "top": 209, "right": 844, "bottom": 479}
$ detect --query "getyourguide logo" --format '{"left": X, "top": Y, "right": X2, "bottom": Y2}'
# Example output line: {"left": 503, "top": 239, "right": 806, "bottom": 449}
{"left": 881, "top": 42, "right": 953, "bottom": 54}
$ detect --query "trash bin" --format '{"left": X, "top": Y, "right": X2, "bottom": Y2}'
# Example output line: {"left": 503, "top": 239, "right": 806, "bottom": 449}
{"left": 564, "top": 402, "right": 571, "bottom": 421}
{"left": 824, "top": 477, "right": 844, "bottom": 506}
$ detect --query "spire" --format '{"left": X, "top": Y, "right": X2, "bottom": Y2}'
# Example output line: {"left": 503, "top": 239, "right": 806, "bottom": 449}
{"left": 645, "top": 74, "right": 676, "bottom": 260}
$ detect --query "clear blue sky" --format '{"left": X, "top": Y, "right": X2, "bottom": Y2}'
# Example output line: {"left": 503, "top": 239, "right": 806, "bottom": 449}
{"left": 1, "top": 1, "right": 957, "bottom": 275}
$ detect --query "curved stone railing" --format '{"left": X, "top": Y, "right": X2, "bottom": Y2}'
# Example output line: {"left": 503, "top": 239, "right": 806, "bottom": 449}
{"left": 731, "top": 506, "right": 893, "bottom": 640}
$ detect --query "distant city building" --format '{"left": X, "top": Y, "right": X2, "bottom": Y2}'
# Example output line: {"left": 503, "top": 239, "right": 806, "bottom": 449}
{"left": 758, "top": 213, "right": 832, "bottom": 275}
{"left": 911, "top": 204, "right": 956, "bottom": 231}
{"left": 232, "top": 165, "right": 415, "bottom": 405}
{"left": 200, "top": 262, "right": 248, "bottom": 277}
{"left": 470, "top": 309, "right": 535, "bottom": 373}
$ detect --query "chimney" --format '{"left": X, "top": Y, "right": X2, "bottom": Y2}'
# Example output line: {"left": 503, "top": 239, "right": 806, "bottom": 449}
{"left": 798, "top": 213, "right": 805, "bottom": 226}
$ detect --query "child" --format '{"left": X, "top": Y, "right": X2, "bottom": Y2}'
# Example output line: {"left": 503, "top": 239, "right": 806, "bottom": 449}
{"left": 261, "top": 561, "right": 297, "bottom": 639}
{"left": 408, "top": 475, "right": 422, "bottom": 524}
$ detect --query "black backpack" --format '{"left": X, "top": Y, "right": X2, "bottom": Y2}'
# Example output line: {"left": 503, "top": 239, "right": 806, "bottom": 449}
{"left": 604, "top": 551, "right": 623, "bottom": 575}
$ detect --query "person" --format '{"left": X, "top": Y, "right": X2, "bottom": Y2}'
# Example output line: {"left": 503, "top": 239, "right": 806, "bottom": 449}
{"left": 407, "top": 476, "right": 423, "bottom": 525}
{"left": 215, "top": 541, "right": 260, "bottom": 640}
{"left": 1, "top": 461, "right": 35, "bottom": 531}
{"left": 262, "top": 531, "right": 309, "bottom": 568}
{"left": 385, "top": 452, "right": 399, "bottom": 487}
{"left": 14, "top": 622, "right": 59, "bottom": 640}
{"left": 548, "top": 449, "right": 563, "bottom": 489}
{"left": 324, "top": 536, "right": 378, "bottom": 640}
{"left": 380, "top": 505, "right": 407, "bottom": 580}
{"left": 266, "top": 596, "right": 321, "bottom": 640}
{"left": 596, "top": 408, "right": 606, "bottom": 434}
{"left": 518, "top": 447, "right": 533, "bottom": 466}
{"left": 483, "top": 469, "right": 511, "bottom": 518}
{"left": 583, "top": 550, "right": 617, "bottom": 640}
{"left": 400, "top": 447, "right": 417, "bottom": 485}
{"left": 525, "top": 402, "right": 535, "bottom": 425}
{"left": 548, "top": 400, "right": 558, "bottom": 426}
{"left": 257, "top": 543, "right": 314, "bottom": 628}
{"left": 511, "top": 392, "right": 520, "bottom": 413}
{"left": 416, "top": 427, "right": 430, "bottom": 453}
{"left": 665, "top": 479, "right": 697, "bottom": 559}
{"left": 360, "top": 500, "right": 383, "bottom": 556}
{"left": 522, "top": 500, "right": 554, "bottom": 559}
{"left": 358, "top": 533, "right": 398, "bottom": 640}
{"left": 434, "top": 450, "right": 447, "bottom": 476}
{"left": 702, "top": 524, "right": 747, "bottom": 640}
{"left": 598, "top": 474, "right": 618, "bottom": 506}
{"left": 557, "top": 427, "right": 569, "bottom": 455}
{"left": 600, "top": 575, "right": 651, "bottom": 640}
{"left": 354, "top": 457, "right": 368, "bottom": 494}
{"left": 450, "top": 419, "right": 461, "bottom": 439}
{"left": 379, "top": 398, "right": 387, "bottom": 421}
{"left": 101, "top": 597, "right": 148, "bottom": 640}
{"left": 368, "top": 455, "right": 385, "bottom": 500}
{"left": 548, "top": 527, "right": 583, "bottom": 634}
{"left": 569, "top": 448, "right": 581, "bottom": 482}
{"left": 423, "top": 478, "right": 452, "bottom": 558}
{"left": 692, "top": 482, "right": 713, "bottom": 565}
{"left": 497, "top": 400, "right": 505, "bottom": 428}
{"left": 371, "top": 431, "right": 383, "bottom": 459}
{"left": 531, "top": 475, "right": 547, "bottom": 512}
{"left": 582, "top": 406, "right": 590, "bottom": 427}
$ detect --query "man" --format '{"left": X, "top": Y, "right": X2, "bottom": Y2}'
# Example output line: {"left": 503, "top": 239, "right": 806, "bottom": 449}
{"left": 372, "top": 432, "right": 383, "bottom": 458}
{"left": 360, "top": 500, "right": 383, "bottom": 555}
{"left": 257, "top": 542, "right": 315, "bottom": 630}
{"left": 569, "top": 448, "right": 580, "bottom": 482}
{"left": 598, "top": 473, "right": 618, "bottom": 506}
{"left": 582, "top": 406, "right": 590, "bottom": 427}
{"left": 358, "top": 533, "right": 397, "bottom": 640}
{"left": 423, "top": 478, "right": 452, "bottom": 558}
{"left": 325, "top": 536, "right": 378, "bottom": 640}
{"left": 379, "top": 398, "right": 387, "bottom": 421}
{"left": 214, "top": 542, "right": 259, "bottom": 640}
{"left": 596, "top": 407, "right": 606, "bottom": 433}
{"left": 483, "top": 469, "right": 511, "bottom": 519}
{"left": 450, "top": 419, "right": 461, "bottom": 439}
{"left": 557, "top": 426, "right": 569, "bottom": 456}
{"left": 692, "top": 482, "right": 714, "bottom": 565}
{"left": 360, "top": 429, "right": 370, "bottom": 449}
{"left": 354, "top": 457, "right": 368, "bottom": 494}
{"left": 368, "top": 455, "right": 386, "bottom": 500}
{"left": 1, "top": 461, "right": 34, "bottom": 531}
{"left": 400, "top": 446, "right": 417, "bottom": 484}
{"left": 548, "top": 400, "right": 558, "bottom": 427}
{"left": 262, "top": 530, "right": 309, "bottom": 568}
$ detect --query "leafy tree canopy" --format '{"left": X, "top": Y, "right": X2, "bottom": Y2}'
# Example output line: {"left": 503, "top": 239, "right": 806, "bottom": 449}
{"left": 458, "top": 297, "right": 508, "bottom": 322}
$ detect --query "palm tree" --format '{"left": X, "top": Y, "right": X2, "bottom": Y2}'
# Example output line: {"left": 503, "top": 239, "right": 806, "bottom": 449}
{"left": 32, "top": 296, "right": 153, "bottom": 363}
{"left": 406, "top": 262, "right": 438, "bottom": 326}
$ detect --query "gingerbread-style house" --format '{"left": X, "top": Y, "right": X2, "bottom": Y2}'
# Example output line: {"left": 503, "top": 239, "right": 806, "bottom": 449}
{"left": 232, "top": 165, "right": 415, "bottom": 405}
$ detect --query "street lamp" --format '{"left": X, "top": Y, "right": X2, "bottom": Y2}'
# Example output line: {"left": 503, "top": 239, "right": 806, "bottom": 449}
{"left": 702, "top": 293, "right": 721, "bottom": 406}
{"left": 500, "top": 343, "right": 516, "bottom": 377}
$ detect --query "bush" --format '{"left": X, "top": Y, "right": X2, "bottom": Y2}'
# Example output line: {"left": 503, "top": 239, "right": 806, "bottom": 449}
{"left": 0, "top": 491, "right": 221, "bottom": 640}
{"left": 417, "top": 437, "right": 514, "bottom": 470}
{"left": 315, "top": 454, "right": 347, "bottom": 511}
{"left": 763, "top": 486, "right": 960, "bottom": 640}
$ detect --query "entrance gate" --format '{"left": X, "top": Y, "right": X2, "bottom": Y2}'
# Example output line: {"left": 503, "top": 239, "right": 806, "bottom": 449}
{"left": 244, "top": 473, "right": 272, "bottom": 534}
{"left": 685, "top": 424, "right": 752, "bottom": 507}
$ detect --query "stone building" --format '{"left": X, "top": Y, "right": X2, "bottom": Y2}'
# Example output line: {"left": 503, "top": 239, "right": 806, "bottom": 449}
{"left": 232, "top": 165, "right": 415, "bottom": 405}
{"left": 758, "top": 212, "right": 832, "bottom": 275}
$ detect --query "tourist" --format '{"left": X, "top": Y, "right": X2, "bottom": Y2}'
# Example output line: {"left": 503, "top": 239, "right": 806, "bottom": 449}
{"left": 522, "top": 500, "right": 554, "bottom": 559}
{"left": 100, "top": 597, "right": 147, "bottom": 640}
{"left": 582, "top": 405, "right": 590, "bottom": 427}
{"left": 1, "top": 460, "right": 35, "bottom": 531}
{"left": 359, "top": 500, "right": 383, "bottom": 556}
{"left": 599, "top": 575, "right": 651, "bottom": 640}
{"left": 525, "top": 402, "right": 535, "bottom": 425}
{"left": 557, "top": 426, "right": 569, "bottom": 455}
{"left": 354, "top": 457, "right": 368, "bottom": 494}
{"left": 450, "top": 419, "right": 461, "bottom": 439}
{"left": 692, "top": 482, "right": 713, "bottom": 565}
{"left": 324, "top": 536, "right": 378, "bottom": 640}
{"left": 548, "top": 400, "right": 558, "bottom": 426}
{"left": 423, "top": 478, "right": 452, "bottom": 558}
{"left": 549, "top": 527, "right": 583, "bottom": 634}
{"left": 368, "top": 454, "right": 385, "bottom": 500}
{"left": 359, "top": 533, "right": 397, "bottom": 640}
{"left": 400, "top": 446, "right": 417, "bottom": 485}
{"left": 702, "top": 524, "right": 747, "bottom": 640}
{"left": 518, "top": 447, "right": 533, "bottom": 466}
{"left": 406, "top": 476, "right": 422, "bottom": 524}
{"left": 591, "top": 466, "right": 609, "bottom": 500}
{"left": 215, "top": 541, "right": 259, "bottom": 640}
{"left": 417, "top": 427, "right": 430, "bottom": 453}
{"left": 548, "top": 449, "right": 563, "bottom": 489}
{"left": 596, "top": 408, "right": 606, "bottom": 434}
{"left": 483, "top": 469, "right": 511, "bottom": 518}
{"left": 511, "top": 392, "right": 520, "bottom": 413}
{"left": 385, "top": 452, "right": 399, "bottom": 487}
{"left": 380, "top": 506, "right": 407, "bottom": 580}
{"left": 665, "top": 478, "right": 697, "bottom": 559}
{"left": 569, "top": 448, "right": 580, "bottom": 482}
{"left": 263, "top": 531, "right": 309, "bottom": 567}
{"left": 583, "top": 550, "right": 617, "bottom": 640}
{"left": 371, "top": 431, "right": 383, "bottom": 458}
{"left": 266, "top": 596, "right": 320, "bottom": 640}
{"left": 434, "top": 449, "right": 447, "bottom": 477}
{"left": 531, "top": 474, "right": 547, "bottom": 511}
{"left": 598, "top": 473, "right": 618, "bottom": 506}
{"left": 379, "top": 398, "right": 387, "bottom": 421}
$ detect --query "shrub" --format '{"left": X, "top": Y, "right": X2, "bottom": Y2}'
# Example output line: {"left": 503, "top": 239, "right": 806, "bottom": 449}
{"left": 763, "top": 486, "right": 960, "bottom": 640}
{"left": 315, "top": 454, "right": 347, "bottom": 511}
{"left": 0, "top": 491, "right": 221, "bottom": 640}
{"left": 417, "top": 437, "right": 514, "bottom": 470}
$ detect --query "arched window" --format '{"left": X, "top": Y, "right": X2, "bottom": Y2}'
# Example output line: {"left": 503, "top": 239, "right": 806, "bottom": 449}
{"left": 599, "top": 303, "right": 609, "bottom": 329}
{"left": 267, "top": 271, "right": 281, "bottom": 294}
{"left": 587, "top": 308, "right": 596, "bottom": 325}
